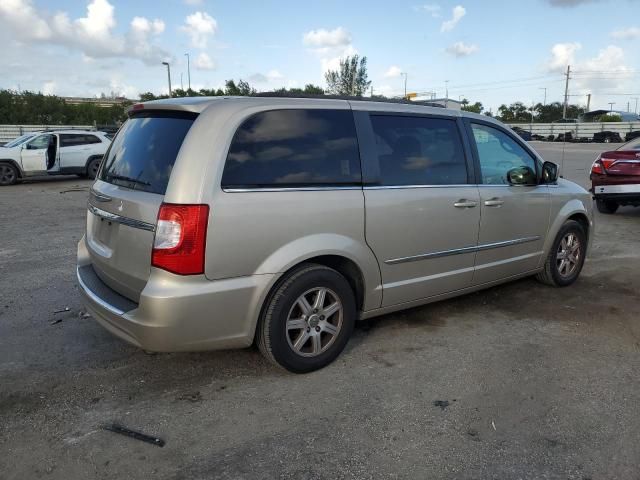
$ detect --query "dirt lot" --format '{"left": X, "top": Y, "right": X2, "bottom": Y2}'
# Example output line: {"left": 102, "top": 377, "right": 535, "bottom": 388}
{"left": 1, "top": 143, "right": 639, "bottom": 479}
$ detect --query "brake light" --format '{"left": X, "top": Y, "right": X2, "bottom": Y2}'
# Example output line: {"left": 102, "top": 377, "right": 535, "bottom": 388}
{"left": 152, "top": 204, "right": 209, "bottom": 275}
{"left": 600, "top": 157, "right": 617, "bottom": 169}
{"left": 591, "top": 158, "right": 604, "bottom": 175}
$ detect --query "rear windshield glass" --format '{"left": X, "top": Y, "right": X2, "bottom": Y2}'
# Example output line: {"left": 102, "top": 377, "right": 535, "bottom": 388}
{"left": 99, "top": 111, "right": 197, "bottom": 194}
{"left": 221, "top": 109, "right": 361, "bottom": 188}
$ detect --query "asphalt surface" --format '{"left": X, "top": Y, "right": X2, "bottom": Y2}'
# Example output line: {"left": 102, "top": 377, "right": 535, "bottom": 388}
{"left": 1, "top": 143, "right": 639, "bottom": 479}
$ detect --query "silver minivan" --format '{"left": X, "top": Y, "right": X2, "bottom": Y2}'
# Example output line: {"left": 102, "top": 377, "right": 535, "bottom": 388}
{"left": 77, "top": 96, "right": 593, "bottom": 372}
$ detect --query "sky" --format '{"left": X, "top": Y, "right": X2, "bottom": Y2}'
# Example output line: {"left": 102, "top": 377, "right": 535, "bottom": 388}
{"left": 0, "top": 0, "right": 639, "bottom": 112}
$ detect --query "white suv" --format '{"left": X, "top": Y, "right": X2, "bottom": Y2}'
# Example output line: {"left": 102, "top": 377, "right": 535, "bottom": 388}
{"left": 0, "top": 130, "right": 111, "bottom": 186}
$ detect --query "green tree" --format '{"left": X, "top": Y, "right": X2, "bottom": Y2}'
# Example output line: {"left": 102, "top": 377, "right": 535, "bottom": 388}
{"left": 324, "top": 55, "right": 371, "bottom": 96}
{"left": 224, "top": 79, "right": 255, "bottom": 96}
{"left": 461, "top": 98, "right": 483, "bottom": 114}
{"left": 498, "top": 102, "right": 531, "bottom": 122}
{"left": 599, "top": 113, "right": 622, "bottom": 122}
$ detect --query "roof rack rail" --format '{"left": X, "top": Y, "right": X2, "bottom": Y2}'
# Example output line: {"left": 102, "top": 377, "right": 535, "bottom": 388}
{"left": 40, "top": 126, "right": 97, "bottom": 133}
{"left": 252, "top": 92, "right": 445, "bottom": 108}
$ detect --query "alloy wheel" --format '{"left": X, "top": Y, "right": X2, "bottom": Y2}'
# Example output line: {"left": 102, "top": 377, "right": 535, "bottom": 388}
{"left": 556, "top": 232, "right": 581, "bottom": 278}
{"left": 286, "top": 287, "right": 343, "bottom": 357}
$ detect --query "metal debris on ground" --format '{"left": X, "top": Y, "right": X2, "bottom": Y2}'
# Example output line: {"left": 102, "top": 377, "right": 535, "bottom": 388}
{"left": 102, "top": 423, "right": 165, "bottom": 447}
{"left": 433, "top": 400, "right": 450, "bottom": 410}
{"left": 53, "top": 307, "right": 70, "bottom": 314}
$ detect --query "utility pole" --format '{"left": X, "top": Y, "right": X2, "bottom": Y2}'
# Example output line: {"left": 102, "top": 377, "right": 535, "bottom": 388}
{"left": 586, "top": 93, "right": 591, "bottom": 112}
{"left": 539, "top": 87, "right": 547, "bottom": 106}
{"left": 627, "top": 101, "right": 630, "bottom": 112}
{"left": 400, "top": 72, "right": 408, "bottom": 98}
{"left": 608, "top": 102, "right": 615, "bottom": 112}
{"left": 184, "top": 53, "right": 191, "bottom": 91}
{"left": 632, "top": 97, "right": 639, "bottom": 114}
{"left": 162, "top": 61, "right": 172, "bottom": 97}
{"left": 445, "top": 80, "right": 449, "bottom": 108}
{"left": 180, "top": 73, "right": 184, "bottom": 91}
{"left": 562, "top": 65, "right": 571, "bottom": 120}
{"left": 370, "top": 85, "right": 373, "bottom": 97}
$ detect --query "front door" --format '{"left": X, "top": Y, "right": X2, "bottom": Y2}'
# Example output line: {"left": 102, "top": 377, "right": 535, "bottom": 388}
{"left": 467, "top": 121, "right": 550, "bottom": 285}
{"left": 20, "top": 134, "right": 52, "bottom": 172}
{"left": 361, "top": 113, "right": 480, "bottom": 307}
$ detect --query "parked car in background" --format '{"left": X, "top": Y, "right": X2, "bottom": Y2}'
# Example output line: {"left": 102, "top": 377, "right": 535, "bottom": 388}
{"left": 511, "top": 126, "right": 532, "bottom": 141}
{"left": 0, "top": 130, "right": 111, "bottom": 186}
{"left": 77, "top": 96, "right": 594, "bottom": 373}
{"left": 593, "top": 131, "right": 623, "bottom": 143}
{"left": 591, "top": 137, "right": 640, "bottom": 213}
{"left": 625, "top": 131, "right": 640, "bottom": 142}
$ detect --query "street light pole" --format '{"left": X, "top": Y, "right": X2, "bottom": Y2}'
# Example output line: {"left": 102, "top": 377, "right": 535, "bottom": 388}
{"left": 539, "top": 87, "right": 547, "bottom": 106}
{"left": 162, "top": 61, "right": 172, "bottom": 97}
{"left": 608, "top": 102, "right": 615, "bottom": 112}
{"left": 400, "top": 72, "right": 407, "bottom": 98}
{"left": 632, "top": 97, "right": 639, "bottom": 115}
{"left": 184, "top": 53, "right": 191, "bottom": 91}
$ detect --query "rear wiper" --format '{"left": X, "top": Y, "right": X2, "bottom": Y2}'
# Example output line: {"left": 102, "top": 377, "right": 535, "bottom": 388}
{"left": 105, "top": 174, "right": 151, "bottom": 187}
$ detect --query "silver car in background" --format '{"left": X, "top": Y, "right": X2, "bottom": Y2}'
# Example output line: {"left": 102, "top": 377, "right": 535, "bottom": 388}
{"left": 77, "top": 96, "right": 593, "bottom": 373}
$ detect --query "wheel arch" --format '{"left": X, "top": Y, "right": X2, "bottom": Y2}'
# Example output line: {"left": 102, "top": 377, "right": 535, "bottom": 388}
{"left": 252, "top": 255, "right": 368, "bottom": 347}
{"left": 541, "top": 199, "right": 593, "bottom": 264}
{"left": 0, "top": 159, "right": 24, "bottom": 178}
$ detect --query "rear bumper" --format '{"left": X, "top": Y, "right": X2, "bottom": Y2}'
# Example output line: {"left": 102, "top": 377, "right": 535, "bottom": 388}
{"left": 77, "top": 236, "right": 275, "bottom": 352}
{"left": 592, "top": 183, "right": 640, "bottom": 195}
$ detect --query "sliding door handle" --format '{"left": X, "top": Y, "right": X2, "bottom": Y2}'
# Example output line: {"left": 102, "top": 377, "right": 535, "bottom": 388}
{"left": 453, "top": 200, "right": 478, "bottom": 208}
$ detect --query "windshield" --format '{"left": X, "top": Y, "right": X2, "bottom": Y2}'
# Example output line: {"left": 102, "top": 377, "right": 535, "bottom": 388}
{"left": 4, "top": 134, "right": 36, "bottom": 148}
{"left": 99, "top": 111, "right": 197, "bottom": 194}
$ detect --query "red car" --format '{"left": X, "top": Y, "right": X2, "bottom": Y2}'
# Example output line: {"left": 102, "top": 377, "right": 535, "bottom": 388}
{"left": 590, "top": 137, "right": 640, "bottom": 213}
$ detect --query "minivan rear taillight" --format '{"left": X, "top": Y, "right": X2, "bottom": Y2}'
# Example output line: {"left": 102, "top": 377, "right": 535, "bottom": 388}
{"left": 152, "top": 204, "right": 209, "bottom": 275}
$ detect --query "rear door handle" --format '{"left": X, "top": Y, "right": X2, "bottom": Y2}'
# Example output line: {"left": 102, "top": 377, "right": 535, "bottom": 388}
{"left": 484, "top": 198, "right": 504, "bottom": 207}
{"left": 454, "top": 200, "right": 478, "bottom": 208}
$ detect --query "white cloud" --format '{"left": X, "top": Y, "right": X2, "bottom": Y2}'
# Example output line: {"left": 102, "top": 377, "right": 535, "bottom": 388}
{"left": 303, "top": 27, "right": 351, "bottom": 49}
{"left": 0, "top": 0, "right": 169, "bottom": 64}
{"left": 440, "top": 5, "right": 466, "bottom": 32}
{"left": 184, "top": 0, "right": 204, "bottom": 5}
{"left": 445, "top": 41, "right": 478, "bottom": 57}
{"left": 416, "top": 4, "right": 441, "bottom": 17}
{"left": 182, "top": 11, "right": 218, "bottom": 49}
{"left": 610, "top": 26, "right": 640, "bottom": 39}
{"left": 193, "top": 52, "right": 215, "bottom": 70}
{"left": 0, "top": 0, "right": 51, "bottom": 39}
{"left": 545, "top": 43, "right": 635, "bottom": 100}
{"left": 42, "top": 81, "right": 56, "bottom": 95}
{"left": 303, "top": 27, "right": 357, "bottom": 74}
{"left": 384, "top": 66, "right": 403, "bottom": 78}
{"left": 546, "top": 42, "right": 581, "bottom": 72}
{"left": 266, "top": 69, "right": 283, "bottom": 80}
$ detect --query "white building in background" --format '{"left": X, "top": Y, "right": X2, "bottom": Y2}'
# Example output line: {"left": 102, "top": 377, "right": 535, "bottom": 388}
{"left": 409, "top": 96, "right": 462, "bottom": 110}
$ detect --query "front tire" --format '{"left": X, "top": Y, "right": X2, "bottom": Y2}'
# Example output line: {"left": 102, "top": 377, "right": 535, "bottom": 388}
{"left": 536, "top": 220, "right": 587, "bottom": 287}
{"left": 596, "top": 199, "right": 618, "bottom": 214}
{"left": 0, "top": 163, "right": 18, "bottom": 186}
{"left": 257, "top": 264, "right": 356, "bottom": 373}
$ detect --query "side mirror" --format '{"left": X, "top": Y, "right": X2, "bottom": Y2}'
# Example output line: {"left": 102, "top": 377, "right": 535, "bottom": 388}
{"left": 541, "top": 161, "right": 559, "bottom": 184}
{"left": 507, "top": 166, "right": 537, "bottom": 186}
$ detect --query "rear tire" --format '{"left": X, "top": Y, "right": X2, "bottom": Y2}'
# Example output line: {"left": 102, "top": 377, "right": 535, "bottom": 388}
{"left": 536, "top": 220, "right": 587, "bottom": 287}
{"left": 257, "top": 263, "right": 356, "bottom": 373}
{"left": 596, "top": 199, "right": 618, "bottom": 214}
{"left": 0, "top": 163, "right": 18, "bottom": 186}
{"left": 87, "top": 158, "right": 102, "bottom": 179}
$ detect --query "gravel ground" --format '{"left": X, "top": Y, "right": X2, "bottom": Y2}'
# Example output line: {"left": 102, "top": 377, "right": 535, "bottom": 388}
{"left": 1, "top": 143, "right": 639, "bottom": 479}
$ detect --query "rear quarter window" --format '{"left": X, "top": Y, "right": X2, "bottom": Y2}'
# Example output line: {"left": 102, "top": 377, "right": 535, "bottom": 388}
{"left": 99, "top": 111, "right": 197, "bottom": 194}
{"left": 221, "top": 109, "right": 361, "bottom": 189}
